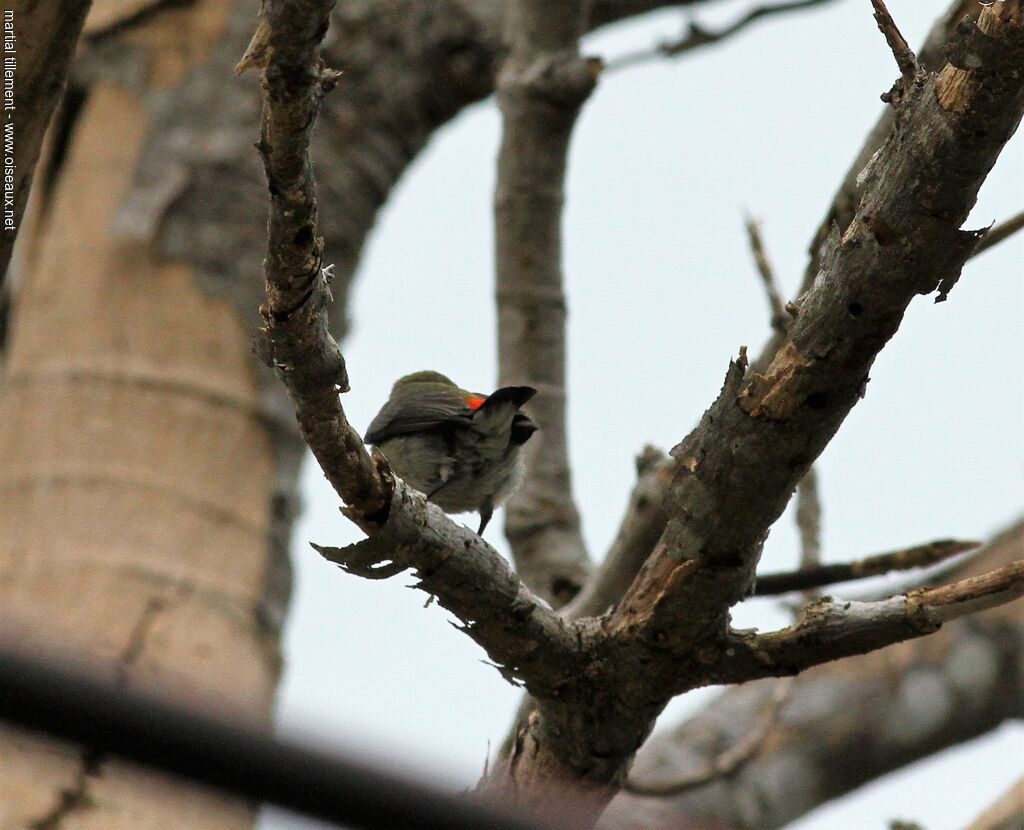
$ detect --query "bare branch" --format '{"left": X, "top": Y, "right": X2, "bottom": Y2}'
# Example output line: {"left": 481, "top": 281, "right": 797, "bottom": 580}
{"left": 972, "top": 208, "right": 1024, "bottom": 257}
{"left": 719, "top": 560, "right": 1024, "bottom": 683}
{"left": 605, "top": 522, "right": 1024, "bottom": 830}
{"left": 744, "top": 215, "right": 789, "bottom": 337}
{"left": 314, "top": 480, "right": 580, "bottom": 696}
{"left": 754, "top": 538, "right": 980, "bottom": 595}
{"left": 794, "top": 467, "right": 823, "bottom": 571}
{"left": 249, "top": 0, "right": 582, "bottom": 705}
{"left": 611, "top": 0, "right": 1024, "bottom": 649}
{"left": 766, "top": 0, "right": 978, "bottom": 378}
{"left": 606, "top": 0, "right": 839, "bottom": 71}
{"left": 250, "top": 0, "right": 390, "bottom": 524}
{"left": 494, "top": 0, "right": 599, "bottom": 607}
{"left": 870, "top": 0, "right": 920, "bottom": 106}
{"left": 623, "top": 678, "right": 794, "bottom": 797}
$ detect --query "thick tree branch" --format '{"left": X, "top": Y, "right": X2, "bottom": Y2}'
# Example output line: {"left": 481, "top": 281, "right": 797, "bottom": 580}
{"left": 0, "top": 0, "right": 92, "bottom": 292}
{"left": 314, "top": 480, "right": 580, "bottom": 697}
{"left": 250, "top": 0, "right": 579, "bottom": 719}
{"left": 573, "top": 1, "right": 993, "bottom": 601}
{"left": 760, "top": 0, "right": 984, "bottom": 374}
{"left": 611, "top": 0, "right": 1024, "bottom": 647}
{"left": 482, "top": 5, "right": 1024, "bottom": 814}
{"left": 251, "top": 0, "right": 389, "bottom": 524}
{"left": 494, "top": 0, "right": 599, "bottom": 607}
{"left": 623, "top": 677, "right": 794, "bottom": 797}
{"left": 604, "top": 522, "right": 1024, "bottom": 829}
{"left": 717, "top": 560, "right": 1024, "bottom": 684}
{"left": 754, "top": 538, "right": 979, "bottom": 595}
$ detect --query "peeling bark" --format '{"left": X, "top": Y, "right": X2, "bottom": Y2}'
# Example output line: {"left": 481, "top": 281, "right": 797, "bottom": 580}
{"left": 603, "top": 522, "right": 1024, "bottom": 830}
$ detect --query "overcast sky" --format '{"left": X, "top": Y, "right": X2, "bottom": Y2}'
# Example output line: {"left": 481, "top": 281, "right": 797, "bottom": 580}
{"left": 261, "top": 1, "right": 1023, "bottom": 827}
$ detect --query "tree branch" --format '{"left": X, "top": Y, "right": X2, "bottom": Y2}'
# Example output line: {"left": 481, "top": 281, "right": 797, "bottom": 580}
{"left": 623, "top": 677, "right": 794, "bottom": 797}
{"left": 611, "top": 0, "right": 1024, "bottom": 649}
{"left": 578, "top": 2, "right": 993, "bottom": 601}
{"left": 754, "top": 538, "right": 980, "bottom": 596}
{"left": 494, "top": 0, "right": 599, "bottom": 607}
{"left": 606, "top": 0, "right": 839, "bottom": 71}
{"left": 603, "top": 521, "right": 1024, "bottom": 830}
{"left": 564, "top": 447, "right": 673, "bottom": 619}
{"left": 972, "top": 208, "right": 1024, "bottom": 257}
{"left": 250, "top": 0, "right": 390, "bottom": 525}
{"left": 719, "top": 560, "right": 1024, "bottom": 684}
{"left": 249, "top": 0, "right": 584, "bottom": 702}
{"left": 745, "top": 215, "right": 823, "bottom": 575}
{"left": 744, "top": 215, "right": 789, "bottom": 337}
{"left": 870, "top": 0, "right": 920, "bottom": 106}
{"left": 314, "top": 479, "right": 580, "bottom": 697}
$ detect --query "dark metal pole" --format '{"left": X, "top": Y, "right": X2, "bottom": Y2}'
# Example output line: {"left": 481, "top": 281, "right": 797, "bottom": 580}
{"left": 0, "top": 648, "right": 548, "bottom": 830}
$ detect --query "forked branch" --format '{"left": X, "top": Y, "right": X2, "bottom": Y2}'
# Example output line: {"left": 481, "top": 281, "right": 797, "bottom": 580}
{"left": 717, "top": 560, "right": 1024, "bottom": 684}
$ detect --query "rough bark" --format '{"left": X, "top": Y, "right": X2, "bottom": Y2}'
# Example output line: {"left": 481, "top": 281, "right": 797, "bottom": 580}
{"left": 0, "top": 3, "right": 280, "bottom": 828}
{"left": 486, "top": 4, "right": 1024, "bottom": 821}
{"left": 754, "top": 0, "right": 989, "bottom": 373}
{"left": 602, "top": 522, "right": 1024, "bottom": 830}
{"left": 0, "top": 0, "right": 92, "bottom": 293}
{"left": 250, "top": 2, "right": 1023, "bottom": 826}
{"left": 554, "top": 0, "right": 1015, "bottom": 633}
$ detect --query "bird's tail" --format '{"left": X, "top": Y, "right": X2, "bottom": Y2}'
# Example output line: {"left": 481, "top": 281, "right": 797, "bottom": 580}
{"left": 468, "top": 386, "right": 537, "bottom": 455}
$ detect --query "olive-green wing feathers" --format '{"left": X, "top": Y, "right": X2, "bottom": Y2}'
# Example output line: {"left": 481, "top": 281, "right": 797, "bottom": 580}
{"left": 364, "top": 388, "right": 474, "bottom": 445}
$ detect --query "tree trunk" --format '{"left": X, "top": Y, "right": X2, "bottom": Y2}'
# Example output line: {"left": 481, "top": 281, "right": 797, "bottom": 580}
{"left": 0, "top": 2, "right": 286, "bottom": 827}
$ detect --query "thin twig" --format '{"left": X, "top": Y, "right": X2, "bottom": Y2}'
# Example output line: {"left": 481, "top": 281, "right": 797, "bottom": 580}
{"left": 606, "top": 0, "right": 839, "bottom": 71}
{"left": 870, "top": 0, "right": 920, "bottom": 105}
{"left": 624, "top": 678, "right": 795, "bottom": 796}
{"left": 755, "top": 538, "right": 979, "bottom": 596}
{"left": 795, "top": 467, "right": 823, "bottom": 571}
{"left": 745, "top": 217, "right": 823, "bottom": 578}
{"left": 744, "top": 215, "right": 789, "bottom": 337}
{"left": 972, "top": 209, "right": 1024, "bottom": 257}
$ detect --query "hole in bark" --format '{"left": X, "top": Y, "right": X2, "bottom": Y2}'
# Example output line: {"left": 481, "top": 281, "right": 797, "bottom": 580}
{"left": 551, "top": 577, "right": 581, "bottom": 603}
{"left": 848, "top": 301, "right": 864, "bottom": 317}
{"left": 294, "top": 226, "right": 314, "bottom": 246}
{"left": 806, "top": 392, "right": 828, "bottom": 410}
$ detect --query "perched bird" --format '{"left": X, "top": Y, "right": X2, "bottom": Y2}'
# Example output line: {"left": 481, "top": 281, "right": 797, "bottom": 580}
{"left": 364, "top": 371, "right": 537, "bottom": 534}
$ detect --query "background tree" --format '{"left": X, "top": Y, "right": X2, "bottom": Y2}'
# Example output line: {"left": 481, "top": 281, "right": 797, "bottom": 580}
{"left": 0, "top": 1, "right": 1020, "bottom": 829}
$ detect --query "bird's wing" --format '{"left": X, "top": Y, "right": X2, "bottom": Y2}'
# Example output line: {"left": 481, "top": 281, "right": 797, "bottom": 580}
{"left": 364, "top": 389, "right": 476, "bottom": 445}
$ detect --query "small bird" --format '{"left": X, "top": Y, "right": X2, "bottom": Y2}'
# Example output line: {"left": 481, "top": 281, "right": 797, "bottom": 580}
{"left": 364, "top": 371, "right": 537, "bottom": 534}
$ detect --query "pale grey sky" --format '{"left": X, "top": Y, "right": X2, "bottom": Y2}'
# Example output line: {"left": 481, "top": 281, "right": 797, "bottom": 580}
{"left": 263, "top": 1, "right": 1023, "bottom": 827}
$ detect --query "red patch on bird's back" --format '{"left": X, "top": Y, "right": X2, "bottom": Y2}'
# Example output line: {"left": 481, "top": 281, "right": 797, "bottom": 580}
{"left": 466, "top": 395, "right": 487, "bottom": 411}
